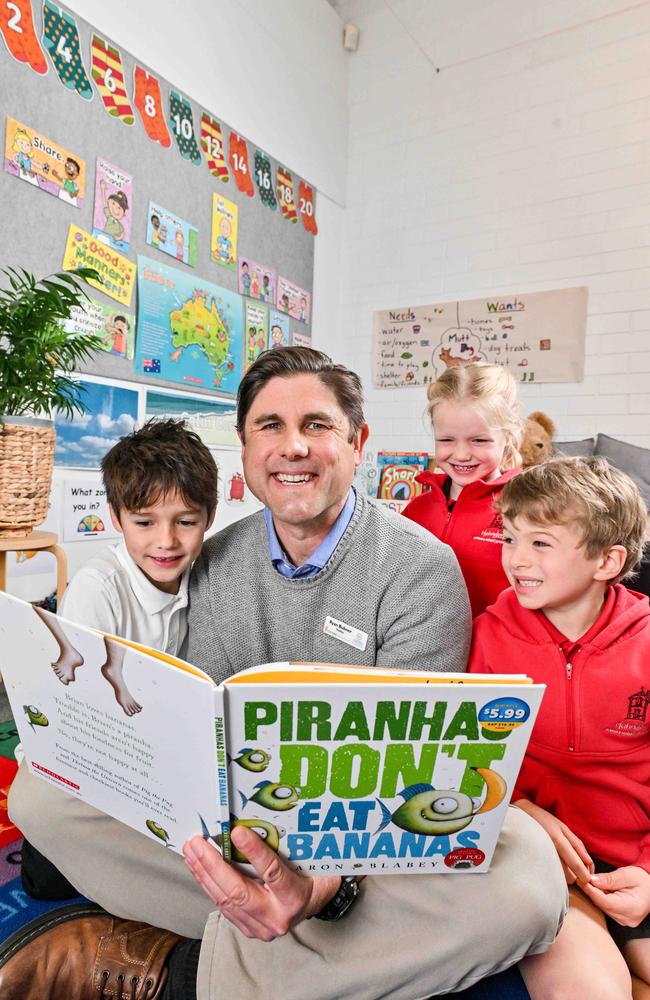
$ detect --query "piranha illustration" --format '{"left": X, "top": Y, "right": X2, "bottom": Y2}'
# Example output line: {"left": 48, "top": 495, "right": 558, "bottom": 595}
{"left": 375, "top": 767, "right": 507, "bottom": 837}
{"left": 231, "top": 748, "right": 271, "bottom": 773}
{"left": 23, "top": 705, "right": 48, "bottom": 731}
{"left": 240, "top": 780, "right": 301, "bottom": 812}
{"left": 146, "top": 820, "right": 172, "bottom": 847}
{"left": 199, "top": 814, "right": 284, "bottom": 863}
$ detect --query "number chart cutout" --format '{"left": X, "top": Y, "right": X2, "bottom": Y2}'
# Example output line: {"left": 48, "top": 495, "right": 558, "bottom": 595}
{"left": 90, "top": 34, "right": 134, "bottom": 125}
{"left": 42, "top": 0, "right": 92, "bottom": 99}
{"left": 201, "top": 112, "right": 229, "bottom": 182}
{"left": 229, "top": 131, "right": 254, "bottom": 197}
{"left": 254, "top": 149, "right": 277, "bottom": 210}
{"left": 276, "top": 165, "right": 297, "bottom": 223}
{"left": 169, "top": 90, "right": 201, "bottom": 165}
{"left": 133, "top": 64, "right": 171, "bottom": 148}
{"left": 0, "top": 0, "right": 48, "bottom": 75}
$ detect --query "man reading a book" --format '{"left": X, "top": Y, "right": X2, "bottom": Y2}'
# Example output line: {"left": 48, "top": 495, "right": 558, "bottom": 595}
{"left": 4, "top": 348, "right": 567, "bottom": 1000}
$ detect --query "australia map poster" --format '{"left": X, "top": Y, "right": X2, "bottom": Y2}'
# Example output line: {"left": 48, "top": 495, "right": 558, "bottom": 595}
{"left": 135, "top": 256, "right": 245, "bottom": 396}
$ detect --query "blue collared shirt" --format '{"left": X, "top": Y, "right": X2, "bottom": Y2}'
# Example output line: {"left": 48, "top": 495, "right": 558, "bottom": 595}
{"left": 264, "top": 489, "right": 356, "bottom": 579}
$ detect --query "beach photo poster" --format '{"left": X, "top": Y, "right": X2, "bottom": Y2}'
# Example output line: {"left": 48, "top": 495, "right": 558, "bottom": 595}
{"left": 4, "top": 116, "right": 86, "bottom": 207}
{"left": 276, "top": 275, "right": 311, "bottom": 324}
{"left": 146, "top": 200, "right": 198, "bottom": 268}
{"left": 54, "top": 380, "right": 139, "bottom": 469}
{"left": 144, "top": 390, "right": 239, "bottom": 449}
{"left": 92, "top": 158, "right": 133, "bottom": 253}
{"left": 211, "top": 193, "right": 238, "bottom": 269}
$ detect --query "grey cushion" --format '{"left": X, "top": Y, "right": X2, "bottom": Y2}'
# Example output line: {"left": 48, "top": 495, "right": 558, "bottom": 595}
{"left": 594, "top": 434, "right": 650, "bottom": 508}
{"left": 554, "top": 438, "right": 596, "bottom": 458}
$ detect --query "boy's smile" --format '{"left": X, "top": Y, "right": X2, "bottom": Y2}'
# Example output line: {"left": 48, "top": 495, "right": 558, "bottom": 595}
{"left": 110, "top": 490, "right": 212, "bottom": 594}
{"left": 501, "top": 514, "right": 624, "bottom": 638}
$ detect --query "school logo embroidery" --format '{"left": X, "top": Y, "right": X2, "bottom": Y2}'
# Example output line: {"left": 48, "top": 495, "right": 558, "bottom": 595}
{"left": 473, "top": 513, "right": 504, "bottom": 545}
{"left": 605, "top": 687, "right": 650, "bottom": 737}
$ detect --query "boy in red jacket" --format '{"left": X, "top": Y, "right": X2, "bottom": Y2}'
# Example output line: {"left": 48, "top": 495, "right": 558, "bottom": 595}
{"left": 469, "top": 456, "right": 650, "bottom": 1000}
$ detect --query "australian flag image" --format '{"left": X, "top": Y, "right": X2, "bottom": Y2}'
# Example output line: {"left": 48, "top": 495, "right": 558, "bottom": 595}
{"left": 143, "top": 358, "right": 161, "bottom": 374}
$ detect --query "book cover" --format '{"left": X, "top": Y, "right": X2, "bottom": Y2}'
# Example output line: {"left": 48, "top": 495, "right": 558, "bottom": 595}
{"left": 0, "top": 594, "right": 544, "bottom": 875}
{"left": 378, "top": 463, "right": 424, "bottom": 501}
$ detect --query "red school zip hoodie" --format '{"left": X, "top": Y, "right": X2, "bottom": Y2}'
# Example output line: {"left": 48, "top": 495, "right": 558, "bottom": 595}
{"left": 403, "top": 469, "right": 520, "bottom": 618}
{"left": 469, "top": 585, "right": 650, "bottom": 872}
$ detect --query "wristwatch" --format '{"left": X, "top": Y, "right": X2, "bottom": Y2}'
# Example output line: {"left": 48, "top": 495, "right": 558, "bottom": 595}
{"left": 312, "top": 876, "right": 363, "bottom": 921}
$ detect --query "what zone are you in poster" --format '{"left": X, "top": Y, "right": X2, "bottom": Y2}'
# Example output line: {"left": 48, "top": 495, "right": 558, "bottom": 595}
{"left": 135, "top": 256, "right": 244, "bottom": 396}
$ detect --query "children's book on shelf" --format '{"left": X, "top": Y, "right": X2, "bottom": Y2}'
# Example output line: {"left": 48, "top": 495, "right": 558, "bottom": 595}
{"left": 377, "top": 451, "right": 429, "bottom": 502}
{"left": 0, "top": 593, "right": 544, "bottom": 876}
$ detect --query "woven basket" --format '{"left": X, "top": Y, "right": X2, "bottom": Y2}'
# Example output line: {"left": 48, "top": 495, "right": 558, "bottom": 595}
{"left": 0, "top": 419, "right": 55, "bottom": 537}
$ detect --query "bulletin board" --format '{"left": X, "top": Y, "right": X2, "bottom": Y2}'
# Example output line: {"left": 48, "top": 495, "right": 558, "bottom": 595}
{"left": 373, "top": 287, "right": 588, "bottom": 388}
{"left": 0, "top": 0, "right": 316, "bottom": 400}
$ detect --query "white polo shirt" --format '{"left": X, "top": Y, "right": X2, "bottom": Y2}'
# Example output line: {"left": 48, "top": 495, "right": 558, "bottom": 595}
{"left": 59, "top": 540, "right": 189, "bottom": 656}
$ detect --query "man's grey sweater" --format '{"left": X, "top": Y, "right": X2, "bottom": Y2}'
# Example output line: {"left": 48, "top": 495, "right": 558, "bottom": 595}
{"left": 187, "top": 492, "right": 470, "bottom": 683}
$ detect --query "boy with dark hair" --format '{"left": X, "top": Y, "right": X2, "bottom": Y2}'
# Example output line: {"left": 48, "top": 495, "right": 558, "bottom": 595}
{"left": 469, "top": 456, "right": 650, "bottom": 999}
{"left": 61, "top": 417, "right": 218, "bottom": 655}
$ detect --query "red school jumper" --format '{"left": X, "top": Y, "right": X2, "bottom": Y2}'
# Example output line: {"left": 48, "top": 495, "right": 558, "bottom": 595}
{"left": 402, "top": 469, "right": 520, "bottom": 618}
{"left": 469, "top": 585, "right": 650, "bottom": 873}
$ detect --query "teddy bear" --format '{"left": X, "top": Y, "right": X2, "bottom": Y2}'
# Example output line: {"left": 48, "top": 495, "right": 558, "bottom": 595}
{"left": 520, "top": 411, "right": 556, "bottom": 467}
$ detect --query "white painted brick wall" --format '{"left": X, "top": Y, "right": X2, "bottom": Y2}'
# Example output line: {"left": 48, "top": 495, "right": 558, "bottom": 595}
{"left": 331, "top": 0, "right": 650, "bottom": 452}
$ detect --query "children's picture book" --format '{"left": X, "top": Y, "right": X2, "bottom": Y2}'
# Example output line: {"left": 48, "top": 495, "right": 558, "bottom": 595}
{"left": 377, "top": 451, "right": 429, "bottom": 500}
{"left": 0, "top": 594, "right": 544, "bottom": 876}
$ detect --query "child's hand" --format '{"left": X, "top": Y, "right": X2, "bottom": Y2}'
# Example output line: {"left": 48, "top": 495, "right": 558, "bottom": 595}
{"left": 514, "top": 798, "right": 594, "bottom": 884}
{"left": 582, "top": 866, "right": 650, "bottom": 927}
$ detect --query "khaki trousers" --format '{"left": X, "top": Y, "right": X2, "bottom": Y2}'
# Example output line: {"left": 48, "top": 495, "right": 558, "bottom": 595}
{"left": 9, "top": 764, "right": 567, "bottom": 999}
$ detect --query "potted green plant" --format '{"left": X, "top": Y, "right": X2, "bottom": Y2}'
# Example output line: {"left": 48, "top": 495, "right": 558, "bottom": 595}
{"left": 0, "top": 266, "right": 103, "bottom": 537}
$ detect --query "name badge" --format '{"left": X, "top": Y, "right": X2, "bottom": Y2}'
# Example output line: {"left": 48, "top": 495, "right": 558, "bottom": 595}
{"left": 323, "top": 615, "right": 368, "bottom": 652}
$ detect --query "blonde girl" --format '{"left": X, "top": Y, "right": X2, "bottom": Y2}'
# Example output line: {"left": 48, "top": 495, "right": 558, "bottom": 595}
{"left": 403, "top": 362, "right": 525, "bottom": 617}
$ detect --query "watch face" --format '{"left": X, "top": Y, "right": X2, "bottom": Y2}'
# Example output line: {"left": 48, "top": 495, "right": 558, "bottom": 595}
{"left": 314, "top": 877, "right": 360, "bottom": 921}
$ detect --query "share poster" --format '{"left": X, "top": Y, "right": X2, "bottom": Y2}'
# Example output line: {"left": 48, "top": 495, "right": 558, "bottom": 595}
{"left": 64, "top": 296, "right": 135, "bottom": 360}
{"left": 372, "top": 288, "right": 588, "bottom": 388}
{"left": 62, "top": 224, "right": 136, "bottom": 306}
{"left": 277, "top": 275, "right": 311, "bottom": 324}
{"left": 244, "top": 300, "right": 268, "bottom": 368}
{"left": 146, "top": 200, "right": 198, "bottom": 268}
{"left": 62, "top": 479, "right": 119, "bottom": 542}
{"left": 4, "top": 116, "right": 86, "bottom": 206}
{"left": 92, "top": 158, "right": 133, "bottom": 253}
{"left": 211, "top": 193, "right": 238, "bottom": 269}
{"left": 135, "top": 255, "right": 244, "bottom": 396}
{"left": 238, "top": 257, "right": 275, "bottom": 305}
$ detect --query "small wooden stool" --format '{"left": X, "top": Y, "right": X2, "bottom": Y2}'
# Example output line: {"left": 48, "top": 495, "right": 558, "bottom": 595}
{"left": 0, "top": 531, "right": 67, "bottom": 607}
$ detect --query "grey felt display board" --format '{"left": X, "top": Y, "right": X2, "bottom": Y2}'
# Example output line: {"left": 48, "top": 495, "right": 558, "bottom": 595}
{"left": 0, "top": 2, "right": 315, "bottom": 395}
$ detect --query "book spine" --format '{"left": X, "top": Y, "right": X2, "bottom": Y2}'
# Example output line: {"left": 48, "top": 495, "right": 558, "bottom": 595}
{"left": 213, "top": 687, "right": 231, "bottom": 862}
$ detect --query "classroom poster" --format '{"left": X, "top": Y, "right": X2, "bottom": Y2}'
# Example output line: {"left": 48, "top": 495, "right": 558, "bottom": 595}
{"left": 135, "top": 255, "right": 244, "bottom": 396}
{"left": 211, "top": 193, "right": 238, "bottom": 269}
{"left": 62, "top": 479, "right": 120, "bottom": 542}
{"left": 62, "top": 224, "right": 136, "bottom": 306}
{"left": 208, "top": 448, "right": 263, "bottom": 535}
{"left": 64, "top": 297, "right": 135, "bottom": 360}
{"left": 144, "top": 390, "right": 239, "bottom": 449}
{"left": 372, "top": 288, "right": 588, "bottom": 388}
{"left": 291, "top": 329, "right": 312, "bottom": 348}
{"left": 276, "top": 275, "right": 311, "bottom": 323}
{"left": 269, "top": 309, "right": 289, "bottom": 349}
{"left": 244, "top": 300, "right": 269, "bottom": 368}
{"left": 238, "top": 258, "right": 275, "bottom": 304}
{"left": 146, "top": 200, "right": 198, "bottom": 268}
{"left": 92, "top": 158, "right": 133, "bottom": 252}
{"left": 54, "top": 380, "right": 139, "bottom": 468}
{"left": 4, "top": 116, "right": 85, "bottom": 206}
